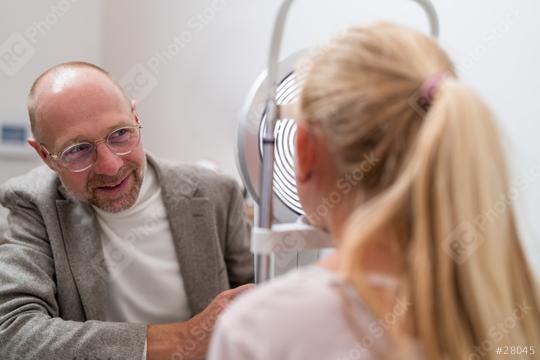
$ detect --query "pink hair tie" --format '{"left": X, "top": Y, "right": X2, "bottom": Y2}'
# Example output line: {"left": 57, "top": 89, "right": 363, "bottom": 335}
{"left": 418, "top": 72, "right": 452, "bottom": 111}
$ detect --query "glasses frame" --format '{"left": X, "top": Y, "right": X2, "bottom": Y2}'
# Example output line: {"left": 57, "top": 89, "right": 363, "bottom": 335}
{"left": 40, "top": 123, "right": 143, "bottom": 173}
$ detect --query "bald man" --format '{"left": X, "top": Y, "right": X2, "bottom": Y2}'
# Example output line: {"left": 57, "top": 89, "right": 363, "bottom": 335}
{"left": 0, "top": 62, "right": 254, "bottom": 360}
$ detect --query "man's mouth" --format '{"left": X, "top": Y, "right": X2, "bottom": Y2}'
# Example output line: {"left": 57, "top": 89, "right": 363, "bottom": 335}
{"left": 95, "top": 173, "right": 131, "bottom": 194}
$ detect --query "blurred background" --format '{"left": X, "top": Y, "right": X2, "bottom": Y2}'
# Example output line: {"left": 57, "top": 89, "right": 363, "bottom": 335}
{"left": 0, "top": 0, "right": 538, "bottom": 276}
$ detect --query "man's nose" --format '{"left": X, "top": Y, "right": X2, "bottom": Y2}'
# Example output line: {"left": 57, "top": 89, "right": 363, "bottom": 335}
{"left": 93, "top": 143, "right": 123, "bottom": 176}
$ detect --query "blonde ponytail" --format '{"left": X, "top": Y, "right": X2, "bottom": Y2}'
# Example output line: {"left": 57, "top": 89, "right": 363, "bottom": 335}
{"left": 406, "top": 79, "right": 540, "bottom": 358}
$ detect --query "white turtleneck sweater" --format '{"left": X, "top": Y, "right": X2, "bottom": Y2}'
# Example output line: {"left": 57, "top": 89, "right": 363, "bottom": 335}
{"left": 93, "top": 162, "right": 191, "bottom": 359}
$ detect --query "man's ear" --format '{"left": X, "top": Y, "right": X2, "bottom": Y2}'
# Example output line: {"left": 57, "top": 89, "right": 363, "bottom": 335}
{"left": 295, "top": 119, "right": 316, "bottom": 183}
{"left": 131, "top": 100, "right": 141, "bottom": 124}
{"left": 27, "top": 137, "right": 56, "bottom": 170}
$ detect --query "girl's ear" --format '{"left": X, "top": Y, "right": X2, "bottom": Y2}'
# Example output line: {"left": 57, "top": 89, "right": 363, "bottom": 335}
{"left": 295, "top": 119, "right": 316, "bottom": 183}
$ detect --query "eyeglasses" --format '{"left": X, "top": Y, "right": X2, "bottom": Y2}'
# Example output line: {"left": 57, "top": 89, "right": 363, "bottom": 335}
{"left": 41, "top": 124, "right": 143, "bottom": 173}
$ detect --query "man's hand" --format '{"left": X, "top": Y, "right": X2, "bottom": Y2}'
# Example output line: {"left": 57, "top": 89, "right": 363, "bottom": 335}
{"left": 147, "top": 284, "right": 254, "bottom": 360}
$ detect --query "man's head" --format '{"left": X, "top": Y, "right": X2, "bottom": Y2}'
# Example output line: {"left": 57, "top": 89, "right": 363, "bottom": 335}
{"left": 27, "top": 61, "right": 145, "bottom": 213}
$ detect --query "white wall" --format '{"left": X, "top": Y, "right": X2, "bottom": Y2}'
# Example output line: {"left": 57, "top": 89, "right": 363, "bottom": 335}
{"left": 0, "top": 0, "right": 104, "bottom": 184}
{"left": 101, "top": 0, "right": 275, "bottom": 175}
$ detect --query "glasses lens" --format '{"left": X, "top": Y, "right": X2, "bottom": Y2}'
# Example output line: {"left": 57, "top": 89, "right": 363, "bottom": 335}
{"left": 60, "top": 142, "right": 95, "bottom": 171}
{"left": 107, "top": 126, "right": 140, "bottom": 155}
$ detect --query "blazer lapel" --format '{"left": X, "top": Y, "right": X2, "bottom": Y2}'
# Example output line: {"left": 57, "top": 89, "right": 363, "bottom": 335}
{"left": 56, "top": 189, "right": 108, "bottom": 321}
{"left": 150, "top": 155, "right": 222, "bottom": 315}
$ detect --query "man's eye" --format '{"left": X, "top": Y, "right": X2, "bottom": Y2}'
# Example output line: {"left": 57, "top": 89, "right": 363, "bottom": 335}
{"left": 109, "top": 128, "right": 133, "bottom": 142}
{"left": 63, "top": 143, "right": 93, "bottom": 158}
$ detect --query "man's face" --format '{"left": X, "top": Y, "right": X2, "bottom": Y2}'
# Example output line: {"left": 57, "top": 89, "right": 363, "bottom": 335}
{"left": 29, "top": 68, "right": 146, "bottom": 213}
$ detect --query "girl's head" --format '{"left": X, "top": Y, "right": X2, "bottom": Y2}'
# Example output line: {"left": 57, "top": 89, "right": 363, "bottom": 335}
{"left": 295, "top": 22, "right": 455, "bottom": 233}
{"left": 296, "top": 22, "right": 540, "bottom": 359}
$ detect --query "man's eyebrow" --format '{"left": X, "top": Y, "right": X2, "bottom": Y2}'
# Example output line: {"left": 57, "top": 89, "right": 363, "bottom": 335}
{"left": 55, "top": 121, "right": 133, "bottom": 153}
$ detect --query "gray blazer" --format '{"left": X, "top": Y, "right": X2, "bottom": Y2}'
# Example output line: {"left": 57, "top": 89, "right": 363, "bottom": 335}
{"left": 0, "top": 154, "right": 253, "bottom": 360}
